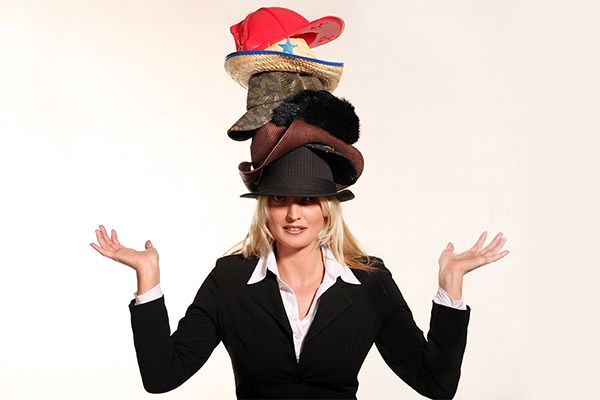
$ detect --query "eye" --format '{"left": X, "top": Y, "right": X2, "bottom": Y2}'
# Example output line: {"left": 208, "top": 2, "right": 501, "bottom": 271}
{"left": 271, "top": 195, "right": 287, "bottom": 203}
{"left": 302, "top": 197, "right": 319, "bottom": 204}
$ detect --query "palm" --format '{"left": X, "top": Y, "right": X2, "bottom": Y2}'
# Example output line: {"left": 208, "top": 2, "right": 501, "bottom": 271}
{"left": 439, "top": 231, "right": 509, "bottom": 276}
{"left": 91, "top": 225, "right": 159, "bottom": 271}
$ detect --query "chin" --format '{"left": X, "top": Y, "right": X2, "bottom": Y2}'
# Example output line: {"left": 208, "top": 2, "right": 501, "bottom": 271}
{"left": 273, "top": 231, "right": 320, "bottom": 252}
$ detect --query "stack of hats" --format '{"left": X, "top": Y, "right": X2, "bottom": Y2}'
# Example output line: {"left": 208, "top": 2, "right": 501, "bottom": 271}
{"left": 224, "top": 7, "right": 363, "bottom": 201}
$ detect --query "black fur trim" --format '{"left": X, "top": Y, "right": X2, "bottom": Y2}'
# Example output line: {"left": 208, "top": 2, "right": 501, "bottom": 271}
{"left": 271, "top": 90, "right": 360, "bottom": 144}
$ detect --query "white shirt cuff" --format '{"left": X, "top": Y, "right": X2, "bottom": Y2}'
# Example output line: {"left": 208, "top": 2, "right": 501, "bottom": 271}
{"left": 433, "top": 286, "right": 467, "bottom": 310}
{"left": 134, "top": 283, "right": 163, "bottom": 305}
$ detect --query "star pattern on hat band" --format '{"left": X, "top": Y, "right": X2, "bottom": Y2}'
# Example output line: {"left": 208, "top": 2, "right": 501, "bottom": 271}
{"left": 278, "top": 38, "right": 298, "bottom": 54}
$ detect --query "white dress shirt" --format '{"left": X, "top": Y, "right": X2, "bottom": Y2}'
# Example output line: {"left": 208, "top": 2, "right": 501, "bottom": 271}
{"left": 246, "top": 247, "right": 362, "bottom": 362}
{"left": 134, "top": 248, "right": 467, "bottom": 362}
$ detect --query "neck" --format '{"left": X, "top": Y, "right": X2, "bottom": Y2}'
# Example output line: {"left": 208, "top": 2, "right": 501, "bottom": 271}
{"left": 275, "top": 243, "right": 324, "bottom": 285}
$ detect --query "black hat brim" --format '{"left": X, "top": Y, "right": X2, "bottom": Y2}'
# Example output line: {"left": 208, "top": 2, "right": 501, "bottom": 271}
{"left": 240, "top": 189, "right": 354, "bottom": 202}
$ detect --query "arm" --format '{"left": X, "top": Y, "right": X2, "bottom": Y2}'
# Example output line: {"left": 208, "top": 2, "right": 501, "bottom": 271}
{"left": 375, "top": 231, "right": 509, "bottom": 399}
{"left": 375, "top": 267, "right": 470, "bottom": 399}
{"left": 129, "top": 268, "right": 222, "bottom": 393}
{"left": 90, "top": 225, "right": 221, "bottom": 393}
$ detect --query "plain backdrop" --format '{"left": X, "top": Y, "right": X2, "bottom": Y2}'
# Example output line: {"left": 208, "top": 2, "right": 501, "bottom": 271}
{"left": 1, "top": 0, "right": 598, "bottom": 399}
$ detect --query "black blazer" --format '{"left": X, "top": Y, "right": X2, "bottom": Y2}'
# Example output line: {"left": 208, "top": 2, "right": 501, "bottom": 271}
{"left": 129, "top": 254, "right": 471, "bottom": 399}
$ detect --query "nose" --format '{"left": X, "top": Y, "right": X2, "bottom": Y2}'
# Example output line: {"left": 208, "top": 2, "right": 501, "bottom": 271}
{"left": 286, "top": 203, "right": 301, "bottom": 221}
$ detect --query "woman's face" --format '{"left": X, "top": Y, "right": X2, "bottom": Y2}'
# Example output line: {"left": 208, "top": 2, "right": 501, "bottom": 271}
{"left": 266, "top": 195, "right": 326, "bottom": 254}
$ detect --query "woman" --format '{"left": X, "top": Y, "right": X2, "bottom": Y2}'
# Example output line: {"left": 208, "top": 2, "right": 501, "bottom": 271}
{"left": 90, "top": 146, "right": 509, "bottom": 398}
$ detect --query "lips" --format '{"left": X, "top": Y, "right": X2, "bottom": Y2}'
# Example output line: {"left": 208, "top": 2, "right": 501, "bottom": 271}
{"left": 283, "top": 225, "right": 307, "bottom": 234}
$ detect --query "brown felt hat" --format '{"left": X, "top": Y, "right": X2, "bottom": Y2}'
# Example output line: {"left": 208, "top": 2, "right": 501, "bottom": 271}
{"left": 228, "top": 71, "right": 324, "bottom": 141}
{"left": 238, "top": 119, "right": 364, "bottom": 192}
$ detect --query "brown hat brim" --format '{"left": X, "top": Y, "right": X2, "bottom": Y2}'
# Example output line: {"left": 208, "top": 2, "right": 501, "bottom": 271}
{"left": 239, "top": 120, "right": 364, "bottom": 191}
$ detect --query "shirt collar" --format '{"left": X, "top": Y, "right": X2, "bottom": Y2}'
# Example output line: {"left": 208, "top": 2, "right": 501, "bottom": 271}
{"left": 246, "top": 246, "right": 361, "bottom": 285}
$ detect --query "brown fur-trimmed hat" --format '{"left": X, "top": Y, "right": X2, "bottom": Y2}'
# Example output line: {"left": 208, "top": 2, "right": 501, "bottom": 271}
{"left": 239, "top": 90, "right": 364, "bottom": 193}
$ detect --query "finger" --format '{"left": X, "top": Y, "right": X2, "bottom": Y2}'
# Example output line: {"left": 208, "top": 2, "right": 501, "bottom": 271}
{"left": 95, "top": 229, "right": 119, "bottom": 253}
{"left": 99, "top": 225, "right": 112, "bottom": 244}
{"left": 111, "top": 229, "right": 122, "bottom": 247}
{"left": 95, "top": 228, "right": 111, "bottom": 249}
{"left": 98, "top": 225, "right": 119, "bottom": 251}
{"left": 485, "top": 237, "right": 507, "bottom": 256}
{"left": 495, "top": 237, "right": 507, "bottom": 253}
{"left": 90, "top": 242, "right": 111, "bottom": 258}
{"left": 470, "top": 231, "right": 487, "bottom": 252}
{"left": 486, "top": 249, "right": 510, "bottom": 263}
{"left": 481, "top": 232, "right": 503, "bottom": 253}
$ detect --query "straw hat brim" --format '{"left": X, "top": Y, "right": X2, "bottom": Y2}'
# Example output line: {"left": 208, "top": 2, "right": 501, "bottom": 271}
{"left": 225, "top": 50, "right": 343, "bottom": 92}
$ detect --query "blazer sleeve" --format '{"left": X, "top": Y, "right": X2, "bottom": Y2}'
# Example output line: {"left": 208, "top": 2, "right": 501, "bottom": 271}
{"left": 374, "top": 265, "right": 470, "bottom": 400}
{"left": 128, "top": 268, "right": 222, "bottom": 393}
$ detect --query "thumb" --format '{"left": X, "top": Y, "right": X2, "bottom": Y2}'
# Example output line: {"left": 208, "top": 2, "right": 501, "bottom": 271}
{"left": 145, "top": 240, "right": 153, "bottom": 249}
{"left": 446, "top": 242, "right": 454, "bottom": 251}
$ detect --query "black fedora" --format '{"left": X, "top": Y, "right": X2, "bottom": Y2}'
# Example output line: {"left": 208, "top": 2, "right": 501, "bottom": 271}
{"left": 240, "top": 145, "right": 354, "bottom": 202}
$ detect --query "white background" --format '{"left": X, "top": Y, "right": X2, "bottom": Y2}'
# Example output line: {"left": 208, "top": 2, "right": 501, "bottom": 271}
{"left": 1, "top": 0, "right": 598, "bottom": 399}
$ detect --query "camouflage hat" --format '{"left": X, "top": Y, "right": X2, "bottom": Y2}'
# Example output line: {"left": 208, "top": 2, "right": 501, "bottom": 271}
{"left": 228, "top": 71, "right": 324, "bottom": 141}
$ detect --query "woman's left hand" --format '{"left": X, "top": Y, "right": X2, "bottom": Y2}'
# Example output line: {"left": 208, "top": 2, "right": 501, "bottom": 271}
{"left": 439, "top": 231, "right": 509, "bottom": 277}
{"left": 437, "top": 231, "right": 510, "bottom": 300}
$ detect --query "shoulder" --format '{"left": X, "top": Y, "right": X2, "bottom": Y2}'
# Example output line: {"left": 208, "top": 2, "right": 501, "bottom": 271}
{"left": 354, "top": 256, "right": 410, "bottom": 308}
{"left": 210, "top": 253, "right": 260, "bottom": 282}
{"left": 351, "top": 255, "right": 393, "bottom": 284}
{"left": 361, "top": 255, "right": 391, "bottom": 273}
{"left": 349, "top": 256, "right": 407, "bottom": 312}
{"left": 365, "top": 255, "right": 387, "bottom": 269}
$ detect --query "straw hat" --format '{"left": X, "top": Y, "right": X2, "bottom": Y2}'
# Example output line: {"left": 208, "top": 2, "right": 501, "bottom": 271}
{"left": 225, "top": 7, "right": 344, "bottom": 91}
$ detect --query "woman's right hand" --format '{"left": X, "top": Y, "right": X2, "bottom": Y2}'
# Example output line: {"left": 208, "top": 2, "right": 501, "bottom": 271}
{"left": 91, "top": 224, "right": 159, "bottom": 271}
{"left": 90, "top": 225, "right": 160, "bottom": 293}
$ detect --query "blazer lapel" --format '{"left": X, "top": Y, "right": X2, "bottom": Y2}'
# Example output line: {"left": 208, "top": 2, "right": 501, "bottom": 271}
{"left": 304, "top": 278, "right": 354, "bottom": 345}
{"left": 250, "top": 272, "right": 293, "bottom": 339}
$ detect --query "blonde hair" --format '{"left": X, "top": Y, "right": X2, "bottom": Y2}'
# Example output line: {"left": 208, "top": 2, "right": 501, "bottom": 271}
{"left": 226, "top": 196, "right": 376, "bottom": 271}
